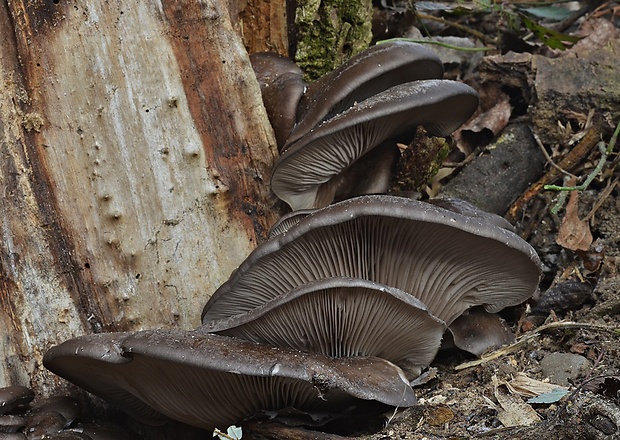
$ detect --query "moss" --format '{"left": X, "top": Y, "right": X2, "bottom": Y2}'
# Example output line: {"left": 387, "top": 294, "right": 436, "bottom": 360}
{"left": 393, "top": 127, "right": 452, "bottom": 192}
{"left": 294, "top": 0, "right": 373, "bottom": 81}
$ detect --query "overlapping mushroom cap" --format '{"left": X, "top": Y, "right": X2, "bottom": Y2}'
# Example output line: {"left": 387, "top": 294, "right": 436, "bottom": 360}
{"left": 250, "top": 52, "right": 307, "bottom": 150}
{"left": 285, "top": 41, "right": 445, "bottom": 149}
{"left": 272, "top": 80, "right": 479, "bottom": 210}
{"left": 43, "top": 330, "right": 415, "bottom": 431}
{"left": 202, "top": 277, "right": 446, "bottom": 377}
{"left": 202, "top": 195, "right": 542, "bottom": 328}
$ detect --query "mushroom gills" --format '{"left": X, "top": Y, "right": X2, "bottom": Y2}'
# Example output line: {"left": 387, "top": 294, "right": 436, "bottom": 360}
{"left": 202, "top": 195, "right": 541, "bottom": 328}
{"left": 203, "top": 277, "right": 446, "bottom": 379}
{"left": 271, "top": 80, "right": 479, "bottom": 210}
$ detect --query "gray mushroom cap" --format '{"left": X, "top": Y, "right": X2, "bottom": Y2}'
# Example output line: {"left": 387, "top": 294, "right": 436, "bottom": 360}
{"left": 271, "top": 80, "right": 479, "bottom": 210}
{"left": 202, "top": 195, "right": 541, "bottom": 327}
{"left": 250, "top": 52, "right": 307, "bottom": 150}
{"left": 285, "top": 41, "right": 444, "bottom": 149}
{"left": 445, "top": 306, "right": 515, "bottom": 356}
{"left": 43, "top": 330, "right": 415, "bottom": 431}
{"left": 202, "top": 277, "right": 446, "bottom": 378}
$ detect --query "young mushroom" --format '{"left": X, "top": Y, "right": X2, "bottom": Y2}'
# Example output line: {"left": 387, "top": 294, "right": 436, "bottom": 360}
{"left": 202, "top": 277, "right": 446, "bottom": 378}
{"left": 249, "top": 52, "right": 307, "bottom": 150}
{"left": 43, "top": 329, "right": 416, "bottom": 431}
{"left": 271, "top": 80, "right": 479, "bottom": 210}
{"left": 202, "top": 195, "right": 542, "bottom": 328}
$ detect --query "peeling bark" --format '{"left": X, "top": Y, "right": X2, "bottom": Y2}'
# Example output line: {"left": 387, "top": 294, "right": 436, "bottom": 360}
{"left": 0, "top": 0, "right": 278, "bottom": 395}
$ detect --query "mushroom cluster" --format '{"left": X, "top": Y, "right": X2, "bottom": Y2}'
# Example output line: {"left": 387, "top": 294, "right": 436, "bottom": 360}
{"left": 43, "top": 42, "right": 542, "bottom": 434}
{"left": 253, "top": 41, "right": 479, "bottom": 211}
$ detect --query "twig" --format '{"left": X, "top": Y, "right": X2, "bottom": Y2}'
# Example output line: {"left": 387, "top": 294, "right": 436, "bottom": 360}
{"left": 544, "top": 142, "right": 608, "bottom": 192}
{"left": 530, "top": 127, "right": 576, "bottom": 179}
{"left": 213, "top": 428, "right": 238, "bottom": 440}
{"left": 584, "top": 176, "right": 620, "bottom": 222}
{"left": 505, "top": 118, "right": 603, "bottom": 222}
{"left": 414, "top": 11, "right": 496, "bottom": 46}
{"left": 543, "top": 119, "right": 620, "bottom": 214}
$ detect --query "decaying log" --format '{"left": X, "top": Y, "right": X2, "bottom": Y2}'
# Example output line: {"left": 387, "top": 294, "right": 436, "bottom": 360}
{"left": 0, "top": 0, "right": 278, "bottom": 395}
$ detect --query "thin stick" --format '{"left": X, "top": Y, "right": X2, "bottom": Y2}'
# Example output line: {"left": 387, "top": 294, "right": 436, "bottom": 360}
{"left": 530, "top": 127, "right": 576, "bottom": 179}
{"left": 506, "top": 118, "right": 602, "bottom": 222}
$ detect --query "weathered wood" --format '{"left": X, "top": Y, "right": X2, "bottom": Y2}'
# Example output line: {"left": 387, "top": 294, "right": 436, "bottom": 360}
{"left": 0, "top": 0, "right": 278, "bottom": 395}
{"left": 233, "top": 0, "right": 289, "bottom": 55}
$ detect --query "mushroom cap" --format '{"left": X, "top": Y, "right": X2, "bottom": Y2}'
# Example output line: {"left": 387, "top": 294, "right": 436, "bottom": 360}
{"left": 202, "top": 195, "right": 541, "bottom": 326}
{"left": 43, "top": 330, "right": 415, "bottom": 431}
{"left": 202, "top": 277, "right": 445, "bottom": 377}
{"left": 0, "top": 386, "right": 34, "bottom": 415}
{"left": 428, "top": 197, "right": 515, "bottom": 232}
{"left": 445, "top": 306, "right": 515, "bottom": 356}
{"left": 285, "top": 41, "right": 444, "bottom": 149}
{"left": 271, "top": 80, "right": 479, "bottom": 210}
{"left": 250, "top": 52, "right": 307, "bottom": 150}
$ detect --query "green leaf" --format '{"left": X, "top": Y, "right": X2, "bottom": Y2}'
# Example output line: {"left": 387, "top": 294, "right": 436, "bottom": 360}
{"left": 521, "top": 6, "right": 573, "bottom": 21}
{"left": 527, "top": 388, "right": 569, "bottom": 404}
{"left": 520, "top": 14, "right": 581, "bottom": 50}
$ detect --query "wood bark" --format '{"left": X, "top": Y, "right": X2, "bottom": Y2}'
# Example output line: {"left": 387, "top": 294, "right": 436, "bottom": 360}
{"left": 0, "top": 0, "right": 280, "bottom": 396}
{"left": 233, "top": 0, "right": 290, "bottom": 56}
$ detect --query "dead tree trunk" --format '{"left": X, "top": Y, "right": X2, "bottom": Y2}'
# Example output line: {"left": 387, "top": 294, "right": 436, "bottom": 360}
{"left": 0, "top": 0, "right": 282, "bottom": 396}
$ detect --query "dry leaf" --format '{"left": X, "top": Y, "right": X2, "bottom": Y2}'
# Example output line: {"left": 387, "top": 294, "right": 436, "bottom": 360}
{"left": 556, "top": 183, "right": 593, "bottom": 251}
{"left": 506, "top": 373, "right": 568, "bottom": 398}
{"left": 493, "top": 375, "right": 541, "bottom": 427}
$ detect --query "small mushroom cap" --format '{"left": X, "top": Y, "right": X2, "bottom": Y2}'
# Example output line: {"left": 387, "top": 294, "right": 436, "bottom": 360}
{"left": 202, "top": 195, "right": 541, "bottom": 326}
{"left": 286, "top": 41, "right": 444, "bottom": 149}
{"left": 250, "top": 52, "right": 307, "bottom": 150}
{"left": 272, "top": 80, "right": 479, "bottom": 210}
{"left": 43, "top": 330, "right": 415, "bottom": 431}
{"left": 32, "top": 396, "right": 81, "bottom": 428}
{"left": 0, "top": 386, "right": 34, "bottom": 415}
{"left": 203, "top": 277, "right": 445, "bottom": 377}
{"left": 445, "top": 306, "right": 515, "bottom": 356}
{"left": 0, "top": 414, "right": 27, "bottom": 433}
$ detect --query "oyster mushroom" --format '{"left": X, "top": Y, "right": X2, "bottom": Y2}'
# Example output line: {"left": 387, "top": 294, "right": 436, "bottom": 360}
{"left": 0, "top": 386, "right": 34, "bottom": 415}
{"left": 250, "top": 52, "right": 307, "bottom": 150}
{"left": 285, "top": 41, "right": 445, "bottom": 149}
{"left": 202, "top": 195, "right": 541, "bottom": 327}
{"left": 271, "top": 80, "right": 479, "bottom": 210}
{"left": 43, "top": 330, "right": 415, "bottom": 431}
{"left": 202, "top": 277, "right": 446, "bottom": 378}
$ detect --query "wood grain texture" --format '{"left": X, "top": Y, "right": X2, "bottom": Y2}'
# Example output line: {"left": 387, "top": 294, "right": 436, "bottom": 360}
{"left": 0, "top": 0, "right": 278, "bottom": 394}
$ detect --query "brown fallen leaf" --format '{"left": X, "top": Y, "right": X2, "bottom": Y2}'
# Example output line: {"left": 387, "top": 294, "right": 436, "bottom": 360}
{"left": 556, "top": 180, "right": 593, "bottom": 251}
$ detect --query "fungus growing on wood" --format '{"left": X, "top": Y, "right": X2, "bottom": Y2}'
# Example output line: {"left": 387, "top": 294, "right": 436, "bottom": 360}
{"left": 0, "top": 386, "right": 34, "bottom": 415}
{"left": 285, "top": 41, "right": 445, "bottom": 149}
{"left": 202, "top": 277, "right": 446, "bottom": 378}
{"left": 43, "top": 330, "right": 415, "bottom": 431}
{"left": 250, "top": 52, "right": 307, "bottom": 150}
{"left": 202, "top": 195, "right": 541, "bottom": 327}
{"left": 271, "top": 81, "right": 479, "bottom": 210}
{"left": 445, "top": 306, "right": 516, "bottom": 356}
